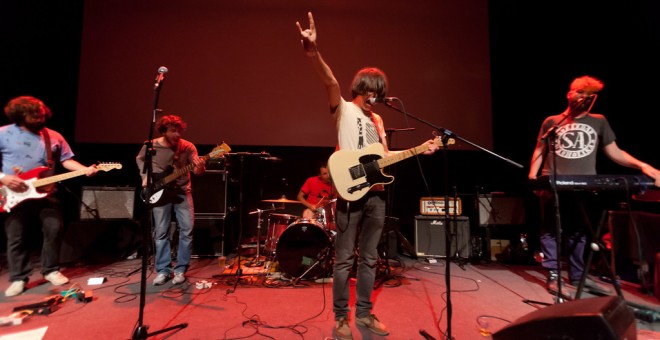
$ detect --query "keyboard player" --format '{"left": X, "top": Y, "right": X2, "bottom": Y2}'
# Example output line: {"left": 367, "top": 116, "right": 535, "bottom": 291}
{"left": 528, "top": 75, "right": 660, "bottom": 299}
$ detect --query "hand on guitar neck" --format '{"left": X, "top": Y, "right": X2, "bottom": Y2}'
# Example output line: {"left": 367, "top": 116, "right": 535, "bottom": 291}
{"left": 328, "top": 136, "right": 454, "bottom": 201}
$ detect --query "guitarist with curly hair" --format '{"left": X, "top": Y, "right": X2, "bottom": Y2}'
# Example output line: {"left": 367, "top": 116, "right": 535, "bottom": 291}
{"left": 136, "top": 114, "right": 206, "bottom": 286}
{"left": 1, "top": 96, "right": 99, "bottom": 297}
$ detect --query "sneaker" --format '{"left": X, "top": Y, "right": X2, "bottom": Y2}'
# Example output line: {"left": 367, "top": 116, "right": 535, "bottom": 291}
{"left": 570, "top": 277, "right": 613, "bottom": 295}
{"left": 172, "top": 272, "right": 186, "bottom": 285}
{"left": 152, "top": 273, "right": 170, "bottom": 286}
{"left": 334, "top": 317, "right": 353, "bottom": 340}
{"left": 44, "top": 271, "right": 69, "bottom": 286}
{"left": 355, "top": 314, "right": 390, "bottom": 336}
{"left": 5, "top": 281, "right": 26, "bottom": 297}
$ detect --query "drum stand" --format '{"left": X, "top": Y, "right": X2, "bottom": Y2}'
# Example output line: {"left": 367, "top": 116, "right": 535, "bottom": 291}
{"left": 245, "top": 208, "right": 270, "bottom": 267}
{"left": 291, "top": 245, "right": 332, "bottom": 285}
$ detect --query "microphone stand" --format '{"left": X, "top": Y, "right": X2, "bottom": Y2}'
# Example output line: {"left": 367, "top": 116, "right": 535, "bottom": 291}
{"left": 133, "top": 68, "right": 188, "bottom": 339}
{"left": 384, "top": 101, "right": 522, "bottom": 340}
{"left": 223, "top": 152, "right": 274, "bottom": 293}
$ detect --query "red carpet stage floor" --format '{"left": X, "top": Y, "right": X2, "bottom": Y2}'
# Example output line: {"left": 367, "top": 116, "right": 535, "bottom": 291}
{"left": 1, "top": 255, "right": 659, "bottom": 339}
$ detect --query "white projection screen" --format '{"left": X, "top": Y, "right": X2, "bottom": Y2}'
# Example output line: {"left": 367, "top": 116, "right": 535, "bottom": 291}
{"left": 76, "top": 0, "right": 492, "bottom": 150}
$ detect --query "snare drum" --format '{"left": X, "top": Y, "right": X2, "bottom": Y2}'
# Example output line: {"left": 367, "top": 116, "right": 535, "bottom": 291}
{"left": 276, "top": 219, "right": 333, "bottom": 279}
{"left": 264, "top": 213, "right": 298, "bottom": 253}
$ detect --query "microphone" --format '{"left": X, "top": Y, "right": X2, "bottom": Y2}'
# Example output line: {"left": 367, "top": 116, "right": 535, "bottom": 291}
{"left": 154, "top": 66, "right": 168, "bottom": 90}
{"left": 367, "top": 97, "right": 397, "bottom": 105}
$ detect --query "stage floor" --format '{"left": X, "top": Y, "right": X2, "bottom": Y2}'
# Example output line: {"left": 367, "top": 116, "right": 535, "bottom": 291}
{"left": 0, "top": 255, "right": 659, "bottom": 339}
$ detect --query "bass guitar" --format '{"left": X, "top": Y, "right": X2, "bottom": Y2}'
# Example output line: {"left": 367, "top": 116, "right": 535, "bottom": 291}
{"left": 144, "top": 142, "right": 231, "bottom": 204}
{"left": 328, "top": 136, "right": 453, "bottom": 201}
{"left": 0, "top": 162, "right": 123, "bottom": 213}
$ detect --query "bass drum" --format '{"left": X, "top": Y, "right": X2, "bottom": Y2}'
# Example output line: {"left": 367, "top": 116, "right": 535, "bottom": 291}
{"left": 276, "top": 220, "right": 333, "bottom": 279}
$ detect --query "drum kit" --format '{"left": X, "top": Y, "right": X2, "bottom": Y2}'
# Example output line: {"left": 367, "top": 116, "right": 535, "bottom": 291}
{"left": 253, "top": 196, "right": 337, "bottom": 281}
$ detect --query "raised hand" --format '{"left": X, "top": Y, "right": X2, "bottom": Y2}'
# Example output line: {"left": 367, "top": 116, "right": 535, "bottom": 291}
{"left": 296, "top": 12, "right": 317, "bottom": 53}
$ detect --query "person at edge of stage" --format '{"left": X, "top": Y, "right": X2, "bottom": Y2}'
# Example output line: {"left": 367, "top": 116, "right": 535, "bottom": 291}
{"left": 528, "top": 75, "right": 660, "bottom": 299}
{"left": 1, "top": 95, "right": 98, "bottom": 297}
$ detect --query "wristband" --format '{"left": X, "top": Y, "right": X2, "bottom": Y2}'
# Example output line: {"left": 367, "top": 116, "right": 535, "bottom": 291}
{"left": 0, "top": 173, "right": 5, "bottom": 180}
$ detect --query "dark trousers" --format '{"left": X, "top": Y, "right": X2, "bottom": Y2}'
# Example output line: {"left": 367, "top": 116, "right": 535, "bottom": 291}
{"left": 539, "top": 191, "right": 600, "bottom": 282}
{"left": 4, "top": 197, "right": 63, "bottom": 282}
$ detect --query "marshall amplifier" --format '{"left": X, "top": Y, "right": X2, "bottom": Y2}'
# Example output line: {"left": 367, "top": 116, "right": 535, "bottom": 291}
{"left": 414, "top": 215, "right": 470, "bottom": 258}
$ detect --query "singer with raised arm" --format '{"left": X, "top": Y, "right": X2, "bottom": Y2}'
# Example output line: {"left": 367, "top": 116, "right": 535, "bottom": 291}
{"left": 296, "top": 12, "right": 438, "bottom": 340}
{"left": 528, "top": 75, "right": 660, "bottom": 299}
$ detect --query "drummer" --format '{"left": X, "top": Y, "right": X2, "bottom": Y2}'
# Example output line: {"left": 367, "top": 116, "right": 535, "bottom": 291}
{"left": 297, "top": 163, "right": 335, "bottom": 221}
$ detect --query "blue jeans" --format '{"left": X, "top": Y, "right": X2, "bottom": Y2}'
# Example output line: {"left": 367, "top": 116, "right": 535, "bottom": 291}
{"left": 4, "top": 197, "right": 63, "bottom": 282}
{"left": 151, "top": 191, "right": 194, "bottom": 275}
{"left": 333, "top": 192, "right": 386, "bottom": 320}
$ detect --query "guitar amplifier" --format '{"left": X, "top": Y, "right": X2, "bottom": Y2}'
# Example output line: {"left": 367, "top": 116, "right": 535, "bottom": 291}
{"left": 191, "top": 170, "right": 228, "bottom": 215}
{"left": 80, "top": 186, "right": 135, "bottom": 220}
{"left": 414, "top": 215, "right": 470, "bottom": 258}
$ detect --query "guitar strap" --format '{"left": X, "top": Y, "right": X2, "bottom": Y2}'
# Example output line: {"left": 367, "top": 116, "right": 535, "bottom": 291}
{"left": 41, "top": 129, "right": 55, "bottom": 169}
{"left": 370, "top": 114, "right": 383, "bottom": 144}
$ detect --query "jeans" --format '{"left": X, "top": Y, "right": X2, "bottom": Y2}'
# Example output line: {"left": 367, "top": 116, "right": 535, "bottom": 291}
{"left": 4, "top": 197, "right": 63, "bottom": 282}
{"left": 333, "top": 192, "right": 386, "bottom": 320}
{"left": 539, "top": 191, "right": 599, "bottom": 281}
{"left": 151, "top": 191, "right": 194, "bottom": 275}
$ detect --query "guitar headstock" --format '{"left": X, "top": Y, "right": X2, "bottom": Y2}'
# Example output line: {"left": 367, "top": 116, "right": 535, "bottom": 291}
{"left": 97, "top": 162, "right": 123, "bottom": 172}
{"left": 210, "top": 142, "right": 232, "bottom": 159}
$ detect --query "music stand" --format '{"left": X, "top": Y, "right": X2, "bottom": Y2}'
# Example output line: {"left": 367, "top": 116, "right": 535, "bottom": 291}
{"left": 382, "top": 99, "right": 523, "bottom": 339}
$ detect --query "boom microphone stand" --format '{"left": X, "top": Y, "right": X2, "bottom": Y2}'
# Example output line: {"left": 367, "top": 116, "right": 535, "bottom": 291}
{"left": 132, "top": 66, "right": 188, "bottom": 339}
{"left": 382, "top": 99, "right": 523, "bottom": 340}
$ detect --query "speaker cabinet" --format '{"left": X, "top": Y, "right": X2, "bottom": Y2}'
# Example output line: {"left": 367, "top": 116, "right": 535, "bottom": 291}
{"left": 60, "top": 219, "right": 141, "bottom": 264}
{"left": 493, "top": 296, "right": 636, "bottom": 340}
{"left": 191, "top": 170, "right": 228, "bottom": 215}
{"left": 80, "top": 186, "right": 135, "bottom": 220}
{"left": 192, "top": 215, "right": 225, "bottom": 257}
{"left": 478, "top": 194, "right": 525, "bottom": 226}
{"left": 414, "top": 215, "right": 470, "bottom": 258}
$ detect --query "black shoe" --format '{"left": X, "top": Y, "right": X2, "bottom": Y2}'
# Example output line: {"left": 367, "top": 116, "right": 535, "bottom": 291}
{"left": 570, "top": 277, "right": 613, "bottom": 295}
{"left": 546, "top": 271, "right": 575, "bottom": 300}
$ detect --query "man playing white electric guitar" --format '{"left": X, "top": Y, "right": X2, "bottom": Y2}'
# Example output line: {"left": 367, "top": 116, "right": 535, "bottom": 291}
{"left": 297, "top": 12, "right": 440, "bottom": 339}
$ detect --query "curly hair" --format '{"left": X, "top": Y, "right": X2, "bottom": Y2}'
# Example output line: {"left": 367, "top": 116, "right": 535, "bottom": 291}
{"left": 4, "top": 96, "right": 52, "bottom": 125}
{"left": 156, "top": 114, "right": 187, "bottom": 134}
{"left": 569, "top": 76, "right": 604, "bottom": 94}
{"left": 350, "top": 67, "right": 388, "bottom": 99}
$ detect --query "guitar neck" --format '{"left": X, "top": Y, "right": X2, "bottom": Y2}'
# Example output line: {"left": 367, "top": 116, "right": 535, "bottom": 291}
{"left": 377, "top": 143, "right": 428, "bottom": 169}
{"left": 162, "top": 154, "right": 209, "bottom": 185}
{"left": 33, "top": 169, "right": 89, "bottom": 188}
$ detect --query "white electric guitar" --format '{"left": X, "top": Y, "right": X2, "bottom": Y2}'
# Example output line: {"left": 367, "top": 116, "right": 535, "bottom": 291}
{"left": 328, "top": 137, "right": 453, "bottom": 201}
{"left": 0, "top": 163, "right": 123, "bottom": 213}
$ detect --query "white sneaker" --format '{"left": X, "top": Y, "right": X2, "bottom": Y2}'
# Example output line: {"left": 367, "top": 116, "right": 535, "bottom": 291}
{"left": 172, "top": 272, "right": 186, "bottom": 285}
{"left": 152, "top": 273, "right": 169, "bottom": 286}
{"left": 44, "top": 271, "right": 69, "bottom": 286}
{"left": 5, "top": 281, "right": 26, "bottom": 297}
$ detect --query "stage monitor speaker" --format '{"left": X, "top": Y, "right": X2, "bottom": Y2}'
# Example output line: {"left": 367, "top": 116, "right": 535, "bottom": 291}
{"left": 414, "top": 215, "right": 470, "bottom": 258}
{"left": 80, "top": 186, "right": 135, "bottom": 220}
{"left": 493, "top": 296, "right": 636, "bottom": 340}
{"left": 192, "top": 215, "right": 225, "bottom": 257}
{"left": 478, "top": 194, "right": 525, "bottom": 226}
{"left": 191, "top": 170, "right": 227, "bottom": 215}
{"left": 60, "top": 219, "right": 141, "bottom": 264}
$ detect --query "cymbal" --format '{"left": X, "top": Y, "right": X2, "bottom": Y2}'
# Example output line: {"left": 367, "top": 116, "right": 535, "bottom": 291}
{"left": 262, "top": 197, "right": 301, "bottom": 204}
